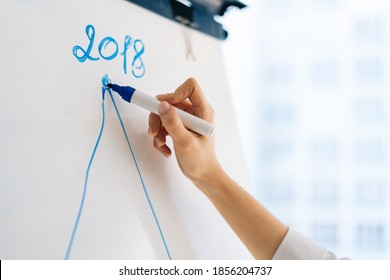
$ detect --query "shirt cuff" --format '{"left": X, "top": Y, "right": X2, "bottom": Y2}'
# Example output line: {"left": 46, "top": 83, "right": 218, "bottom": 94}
{"left": 272, "top": 228, "right": 338, "bottom": 260}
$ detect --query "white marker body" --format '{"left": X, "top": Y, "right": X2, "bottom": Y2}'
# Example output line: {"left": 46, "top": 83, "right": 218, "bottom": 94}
{"left": 131, "top": 90, "right": 215, "bottom": 137}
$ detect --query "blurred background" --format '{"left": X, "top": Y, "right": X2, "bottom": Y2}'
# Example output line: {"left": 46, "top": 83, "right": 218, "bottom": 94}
{"left": 221, "top": 0, "right": 390, "bottom": 259}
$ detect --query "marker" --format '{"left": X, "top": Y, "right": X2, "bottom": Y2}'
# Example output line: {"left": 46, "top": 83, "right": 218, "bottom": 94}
{"left": 108, "top": 84, "right": 215, "bottom": 137}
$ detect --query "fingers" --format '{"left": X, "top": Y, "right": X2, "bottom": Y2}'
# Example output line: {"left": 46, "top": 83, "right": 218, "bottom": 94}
{"left": 157, "top": 78, "right": 214, "bottom": 122}
{"left": 149, "top": 78, "right": 212, "bottom": 157}
{"left": 149, "top": 112, "right": 171, "bottom": 157}
{"left": 158, "top": 101, "right": 195, "bottom": 149}
{"left": 148, "top": 113, "right": 160, "bottom": 137}
{"left": 153, "top": 137, "right": 171, "bottom": 158}
{"left": 148, "top": 101, "right": 195, "bottom": 157}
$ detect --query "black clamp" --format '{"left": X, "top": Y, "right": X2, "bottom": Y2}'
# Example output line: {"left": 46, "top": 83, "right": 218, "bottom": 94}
{"left": 126, "top": 0, "right": 247, "bottom": 40}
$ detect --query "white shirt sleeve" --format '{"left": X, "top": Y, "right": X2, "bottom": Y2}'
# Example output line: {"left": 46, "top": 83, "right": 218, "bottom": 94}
{"left": 272, "top": 228, "right": 339, "bottom": 260}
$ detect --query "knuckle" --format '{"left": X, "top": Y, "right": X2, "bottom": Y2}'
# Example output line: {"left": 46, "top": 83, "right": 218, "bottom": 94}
{"left": 153, "top": 138, "right": 160, "bottom": 150}
{"left": 186, "top": 77, "right": 196, "bottom": 85}
{"left": 178, "top": 137, "right": 198, "bottom": 153}
{"left": 166, "top": 116, "right": 181, "bottom": 131}
{"left": 149, "top": 113, "right": 160, "bottom": 126}
{"left": 208, "top": 105, "right": 215, "bottom": 123}
{"left": 173, "top": 88, "right": 186, "bottom": 101}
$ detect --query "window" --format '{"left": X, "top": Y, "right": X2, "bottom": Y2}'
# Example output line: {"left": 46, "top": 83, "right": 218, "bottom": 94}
{"left": 356, "top": 58, "right": 384, "bottom": 83}
{"left": 355, "top": 180, "right": 385, "bottom": 207}
{"left": 223, "top": 0, "right": 390, "bottom": 259}
{"left": 356, "top": 224, "right": 386, "bottom": 251}
{"left": 356, "top": 140, "right": 384, "bottom": 164}
{"left": 355, "top": 98, "right": 385, "bottom": 123}
{"left": 311, "top": 60, "right": 339, "bottom": 87}
{"left": 355, "top": 18, "right": 386, "bottom": 43}
{"left": 313, "top": 223, "right": 339, "bottom": 248}
{"left": 263, "top": 102, "right": 294, "bottom": 124}
{"left": 312, "top": 180, "right": 338, "bottom": 207}
{"left": 311, "top": 139, "right": 339, "bottom": 162}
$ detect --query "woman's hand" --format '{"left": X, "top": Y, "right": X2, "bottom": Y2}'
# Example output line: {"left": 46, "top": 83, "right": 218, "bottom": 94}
{"left": 148, "top": 78, "right": 221, "bottom": 187}
{"left": 149, "top": 78, "right": 288, "bottom": 259}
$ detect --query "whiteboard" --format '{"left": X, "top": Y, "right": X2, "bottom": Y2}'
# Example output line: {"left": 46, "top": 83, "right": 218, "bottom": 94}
{"left": 0, "top": 0, "right": 251, "bottom": 259}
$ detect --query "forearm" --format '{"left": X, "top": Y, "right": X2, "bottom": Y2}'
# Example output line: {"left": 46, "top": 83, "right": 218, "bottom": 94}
{"left": 193, "top": 165, "right": 288, "bottom": 260}
{"left": 151, "top": 78, "right": 288, "bottom": 259}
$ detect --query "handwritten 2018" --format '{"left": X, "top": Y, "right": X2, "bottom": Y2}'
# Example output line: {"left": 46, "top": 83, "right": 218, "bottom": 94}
{"left": 72, "top": 24, "right": 145, "bottom": 78}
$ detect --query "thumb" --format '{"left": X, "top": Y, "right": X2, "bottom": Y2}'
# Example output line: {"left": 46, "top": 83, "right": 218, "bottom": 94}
{"left": 158, "top": 101, "right": 194, "bottom": 148}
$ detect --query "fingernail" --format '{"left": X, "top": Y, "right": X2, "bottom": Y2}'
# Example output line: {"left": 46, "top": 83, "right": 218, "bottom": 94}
{"left": 155, "top": 137, "right": 164, "bottom": 147}
{"left": 158, "top": 101, "right": 170, "bottom": 114}
{"left": 162, "top": 151, "right": 171, "bottom": 158}
{"left": 156, "top": 94, "right": 166, "bottom": 100}
{"left": 160, "top": 145, "right": 171, "bottom": 158}
{"left": 148, "top": 126, "right": 154, "bottom": 136}
{"left": 163, "top": 152, "right": 171, "bottom": 158}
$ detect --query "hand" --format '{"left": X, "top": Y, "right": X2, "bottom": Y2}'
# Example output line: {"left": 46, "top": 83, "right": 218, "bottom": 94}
{"left": 149, "top": 79, "right": 289, "bottom": 260}
{"left": 148, "top": 78, "right": 221, "bottom": 186}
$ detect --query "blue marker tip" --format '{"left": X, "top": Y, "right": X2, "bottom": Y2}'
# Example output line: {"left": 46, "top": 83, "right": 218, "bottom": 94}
{"left": 109, "top": 84, "right": 136, "bottom": 103}
{"left": 101, "top": 74, "right": 111, "bottom": 90}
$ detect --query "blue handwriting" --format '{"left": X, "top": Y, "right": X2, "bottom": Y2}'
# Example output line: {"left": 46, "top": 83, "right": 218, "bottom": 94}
{"left": 72, "top": 24, "right": 145, "bottom": 78}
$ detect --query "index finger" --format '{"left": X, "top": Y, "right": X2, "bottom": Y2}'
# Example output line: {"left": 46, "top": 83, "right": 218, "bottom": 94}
{"left": 157, "top": 77, "right": 214, "bottom": 122}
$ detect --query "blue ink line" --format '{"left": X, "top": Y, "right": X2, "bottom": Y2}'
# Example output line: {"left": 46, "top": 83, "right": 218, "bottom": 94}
{"left": 65, "top": 97, "right": 106, "bottom": 260}
{"left": 72, "top": 24, "right": 99, "bottom": 62}
{"left": 66, "top": 75, "right": 170, "bottom": 259}
{"left": 98, "top": 37, "right": 119, "bottom": 60}
{"left": 73, "top": 25, "right": 146, "bottom": 77}
{"left": 106, "top": 88, "right": 172, "bottom": 260}
{"left": 132, "top": 39, "right": 146, "bottom": 78}
{"left": 121, "top": 35, "right": 132, "bottom": 75}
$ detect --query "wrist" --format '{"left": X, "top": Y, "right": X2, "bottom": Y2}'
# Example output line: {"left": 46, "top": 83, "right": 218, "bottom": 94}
{"left": 191, "top": 160, "right": 228, "bottom": 198}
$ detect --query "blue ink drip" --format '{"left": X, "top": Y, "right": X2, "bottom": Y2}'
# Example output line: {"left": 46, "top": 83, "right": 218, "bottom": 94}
{"left": 65, "top": 91, "right": 106, "bottom": 260}
{"left": 98, "top": 37, "right": 118, "bottom": 60}
{"left": 72, "top": 24, "right": 99, "bottom": 62}
{"left": 101, "top": 74, "right": 111, "bottom": 89}
{"left": 105, "top": 79, "right": 172, "bottom": 260}
{"left": 132, "top": 39, "right": 146, "bottom": 78}
{"left": 102, "top": 87, "right": 106, "bottom": 100}
{"left": 66, "top": 74, "right": 171, "bottom": 260}
{"left": 121, "top": 36, "right": 132, "bottom": 74}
